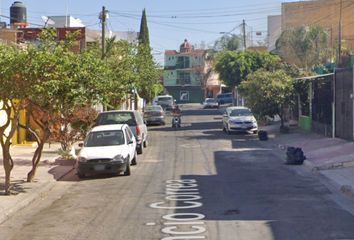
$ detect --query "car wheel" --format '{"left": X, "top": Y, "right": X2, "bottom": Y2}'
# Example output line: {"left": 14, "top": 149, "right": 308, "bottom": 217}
{"left": 137, "top": 145, "right": 143, "bottom": 154}
{"left": 253, "top": 130, "right": 258, "bottom": 134}
{"left": 143, "top": 139, "right": 148, "bottom": 148}
{"left": 123, "top": 162, "right": 131, "bottom": 176}
{"left": 131, "top": 151, "right": 137, "bottom": 165}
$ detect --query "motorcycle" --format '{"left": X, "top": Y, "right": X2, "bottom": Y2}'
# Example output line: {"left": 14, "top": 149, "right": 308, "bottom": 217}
{"left": 172, "top": 116, "right": 181, "bottom": 129}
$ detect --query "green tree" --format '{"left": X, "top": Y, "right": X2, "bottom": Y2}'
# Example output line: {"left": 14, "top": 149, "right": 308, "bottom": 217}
{"left": 0, "top": 44, "right": 32, "bottom": 194}
{"left": 138, "top": 9, "right": 150, "bottom": 46}
{"left": 135, "top": 44, "right": 161, "bottom": 103}
{"left": 276, "top": 25, "right": 330, "bottom": 71}
{"left": 23, "top": 29, "right": 108, "bottom": 182}
{"left": 238, "top": 69, "right": 294, "bottom": 128}
{"left": 214, "top": 50, "right": 280, "bottom": 89}
{"left": 214, "top": 34, "right": 241, "bottom": 51}
{"left": 104, "top": 40, "right": 138, "bottom": 108}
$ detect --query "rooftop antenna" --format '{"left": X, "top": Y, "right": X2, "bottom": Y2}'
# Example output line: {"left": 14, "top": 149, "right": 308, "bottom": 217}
{"left": 41, "top": 16, "right": 55, "bottom": 27}
{"left": 65, "top": 0, "right": 69, "bottom": 27}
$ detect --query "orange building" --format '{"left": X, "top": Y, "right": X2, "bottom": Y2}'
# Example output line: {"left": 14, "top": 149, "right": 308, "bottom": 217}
{"left": 282, "top": 0, "right": 354, "bottom": 51}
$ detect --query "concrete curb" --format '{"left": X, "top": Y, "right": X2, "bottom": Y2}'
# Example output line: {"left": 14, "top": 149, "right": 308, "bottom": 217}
{"left": 0, "top": 165, "right": 75, "bottom": 225}
{"left": 0, "top": 181, "right": 55, "bottom": 225}
{"left": 258, "top": 128, "right": 354, "bottom": 201}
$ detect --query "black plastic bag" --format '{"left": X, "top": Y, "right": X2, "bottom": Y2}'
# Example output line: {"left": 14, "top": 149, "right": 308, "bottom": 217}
{"left": 286, "top": 147, "right": 306, "bottom": 165}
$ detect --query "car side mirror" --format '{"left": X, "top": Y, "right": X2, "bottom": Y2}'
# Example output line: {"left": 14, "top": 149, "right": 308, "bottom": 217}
{"left": 128, "top": 140, "right": 134, "bottom": 144}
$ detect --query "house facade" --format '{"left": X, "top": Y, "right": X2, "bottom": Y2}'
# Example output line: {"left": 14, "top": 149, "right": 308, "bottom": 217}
{"left": 164, "top": 39, "right": 221, "bottom": 103}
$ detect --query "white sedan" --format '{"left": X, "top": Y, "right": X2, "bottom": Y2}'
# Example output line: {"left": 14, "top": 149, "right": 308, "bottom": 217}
{"left": 203, "top": 98, "right": 219, "bottom": 108}
{"left": 222, "top": 106, "right": 258, "bottom": 134}
{"left": 76, "top": 124, "right": 137, "bottom": 178}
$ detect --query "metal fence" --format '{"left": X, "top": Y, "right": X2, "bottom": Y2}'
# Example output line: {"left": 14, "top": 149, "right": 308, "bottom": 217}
{"left": 335, "top": 68, "right": 353, "bottom": 141}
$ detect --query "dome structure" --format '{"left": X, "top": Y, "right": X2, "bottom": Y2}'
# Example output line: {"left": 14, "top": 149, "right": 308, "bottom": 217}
{"left": 180, "top": 39, "right": 193, "bottom": 53}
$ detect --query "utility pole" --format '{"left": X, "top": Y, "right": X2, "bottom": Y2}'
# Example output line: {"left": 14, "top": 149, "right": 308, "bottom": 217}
{"left": 242, "top": 19, "right": 247, "bottom": 50}
{"left": 337, "top": 0, "right": 343, "bottom": 65}
{"left": 100, "top": 6, "right": 107, "bottom": 60}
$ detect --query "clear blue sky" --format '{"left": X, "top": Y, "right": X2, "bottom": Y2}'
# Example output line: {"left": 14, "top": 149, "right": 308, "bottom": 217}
{"left": 0, "top": 0, "right": 294, "bottom": 64}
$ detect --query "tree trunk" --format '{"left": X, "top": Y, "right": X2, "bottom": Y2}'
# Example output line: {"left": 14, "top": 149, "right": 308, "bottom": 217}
{"left": 26, "top": 123, "right": 50, "bottom": 182}
{"left": 27, "top": 143, "right": 44, "bottom": 182}
{"left": 3, "top": 149, "right": 14, "bottom": 195}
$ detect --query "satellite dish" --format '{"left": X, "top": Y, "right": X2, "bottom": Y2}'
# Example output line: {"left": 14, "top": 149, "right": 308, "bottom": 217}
{"left": 41, "top": 16, "right": 55, "bottom": 27}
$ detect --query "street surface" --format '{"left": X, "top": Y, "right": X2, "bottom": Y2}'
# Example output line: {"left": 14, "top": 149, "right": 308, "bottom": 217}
{"left": 1, "top": 105, "right": 354, "bottom": 240}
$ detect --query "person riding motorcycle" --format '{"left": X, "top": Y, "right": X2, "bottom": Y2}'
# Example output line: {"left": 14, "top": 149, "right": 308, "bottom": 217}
{"left": 171, "top": 105, "right": 182, "bottom": 127}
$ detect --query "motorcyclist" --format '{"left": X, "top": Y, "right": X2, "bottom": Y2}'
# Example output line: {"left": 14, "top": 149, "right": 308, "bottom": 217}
{"left": 171, "top": 104, "right": 182, "bottom": 127}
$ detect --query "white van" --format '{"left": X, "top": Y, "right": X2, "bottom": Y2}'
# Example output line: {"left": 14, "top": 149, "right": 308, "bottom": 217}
{"left": 153, "top": 95, "right": 174, "bottom": 110}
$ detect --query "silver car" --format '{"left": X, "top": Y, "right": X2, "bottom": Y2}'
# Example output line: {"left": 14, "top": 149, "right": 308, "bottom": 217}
{"left": 222, "top": 106, "right": 258, "bottom": 134}
{"left": 144, "top": 105, "right": 165, "bottom": 125}
{"left": 203, "top": 98, "right": 219, "bottom": 109}
{"left": 95, "top": 110, "right": 148, "bottom": 155}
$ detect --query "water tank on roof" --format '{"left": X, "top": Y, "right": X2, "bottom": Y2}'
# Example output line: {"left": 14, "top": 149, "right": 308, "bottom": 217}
{"left": 10, "top": 1, "right": 27, "bottom": 27}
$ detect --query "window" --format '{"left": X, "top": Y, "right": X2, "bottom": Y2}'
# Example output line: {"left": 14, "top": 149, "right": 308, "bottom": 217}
{"left": 124, "top": 128, "right": 133, "bottom": 143}
{"left": 97, "top": 112, "right": 136, "bottom": 126}
{"left": 85, "top": 130, "right": 124, "bottom": 147}
{"left": 177, "top": 71, "right": 191, "bottom": 85}
{"left": 176, "top": 56, "right": 190, "bottom": 69}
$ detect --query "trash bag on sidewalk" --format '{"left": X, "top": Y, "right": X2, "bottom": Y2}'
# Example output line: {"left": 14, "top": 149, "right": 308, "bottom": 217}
{"left": 258, "top": 130, "right": 268, "bottom": 141}
{"left": 286, "top": 147, "right": 306, "bottom": 165}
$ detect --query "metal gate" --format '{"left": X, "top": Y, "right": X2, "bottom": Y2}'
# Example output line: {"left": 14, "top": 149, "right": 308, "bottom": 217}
{"left": 335, "top": 68, "right": 353, "bottom": 141}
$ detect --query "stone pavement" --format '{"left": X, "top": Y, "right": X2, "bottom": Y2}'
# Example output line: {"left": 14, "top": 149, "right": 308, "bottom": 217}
{"left": 260, "top": 123, "right": 354, "bottom": 201}
{"left": 0, "top": 143, "right": 75, "bottom": 224}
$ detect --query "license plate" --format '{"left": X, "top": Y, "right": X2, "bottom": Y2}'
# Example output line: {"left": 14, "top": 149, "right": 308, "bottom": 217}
{"left": 94, "top": 165, "right": 105, "bottom": 171}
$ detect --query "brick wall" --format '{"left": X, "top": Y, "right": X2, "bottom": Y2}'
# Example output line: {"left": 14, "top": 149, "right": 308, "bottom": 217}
{"left": 282, "top": 0, "right": 354, "bottom": 50}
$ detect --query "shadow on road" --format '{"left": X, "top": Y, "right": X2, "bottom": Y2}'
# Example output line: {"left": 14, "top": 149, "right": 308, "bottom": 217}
{"left": 173, "top": 147, "right": 354, "bottom": 239}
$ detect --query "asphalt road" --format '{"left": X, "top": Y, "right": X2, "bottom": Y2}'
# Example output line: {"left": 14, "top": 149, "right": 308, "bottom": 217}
{"left": 1, "top": 105, "right": 354, "bottom": 240}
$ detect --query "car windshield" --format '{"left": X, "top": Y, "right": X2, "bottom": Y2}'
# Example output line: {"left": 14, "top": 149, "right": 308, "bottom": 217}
{"left": 229, "top": 109, "right": 252, "bottom": 117}
{"left": 145, "top": 106, "right": 162, "bottom": 111}
{"left": 98, "top": 112, "right": 136, "bottom": 126}
{"left": 85, "top": 130, "right": 125, "bottom": 147}
{"left": 157, "top": 97, "right": 172, "bottom": 101}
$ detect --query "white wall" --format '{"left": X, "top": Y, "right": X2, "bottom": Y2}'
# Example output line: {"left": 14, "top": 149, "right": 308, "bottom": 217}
{"left": 267, "top": 15, "right": 282, "bottom": 52}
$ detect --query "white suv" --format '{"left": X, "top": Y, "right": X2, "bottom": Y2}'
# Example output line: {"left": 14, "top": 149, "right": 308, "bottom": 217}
{"left": 154, "top": 95, "right": 174, "bottom": 111}
{"left": 95, "top": 110, "right": 148, "bottom": 154}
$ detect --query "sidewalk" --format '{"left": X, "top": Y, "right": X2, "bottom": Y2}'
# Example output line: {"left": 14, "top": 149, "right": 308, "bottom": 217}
{"left": 0, "top": 143, "right": 75, "bottom": 224}
{"left": 260, "top": 123, "right": 354, "bottom": 200}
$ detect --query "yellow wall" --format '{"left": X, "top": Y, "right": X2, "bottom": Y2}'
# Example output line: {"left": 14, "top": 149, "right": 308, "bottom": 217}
{"left": 0, "top": 101, "right": 28, "bottom": 145}
{"left": 0, "top": 29, "right": 18, "bottom": 44}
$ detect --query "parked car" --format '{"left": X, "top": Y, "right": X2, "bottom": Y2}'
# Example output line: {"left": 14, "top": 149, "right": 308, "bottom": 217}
{"left": 76, "top": 124, "right": 137, "bottom": 178}
{"left": 144, "top": 105, "right": 165, "bottom": 125}
{"left": 95, "top": 110, "right": 148, "bottom": 154}
{"left": 203, "top": 98, "right": 219, "bottom": 109}
{"left": 222, "top": 106, "right": 258, "bottom": 134}
{"left": 153, "top": 95, "right": 174, "bottom": 111}
{"left": 216, "top": 93, "right": 234, "bottom": 105}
